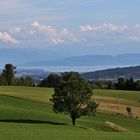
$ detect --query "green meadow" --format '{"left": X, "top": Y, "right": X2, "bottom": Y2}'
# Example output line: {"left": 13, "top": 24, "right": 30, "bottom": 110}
{"left": 94, "top": 89, "right": 140, "bottom": 103}
{"left": 0, "top": 86, "right": 140, "bottom": 140}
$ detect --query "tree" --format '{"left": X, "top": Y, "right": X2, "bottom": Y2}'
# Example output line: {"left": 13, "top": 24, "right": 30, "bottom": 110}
{"left": 50, "top": 72, "right": 98, "bottom": 126}
{"left": 24, "top": 77, "right": 33, "bottom": 86}
{"left": 106, "top": 81, "right": 113, "bottom": 89}
{"left": 0, "top": 74, "right": 5, "bottom": 85}
{"left": 125, "top": 77, "right": 136, "bottom": 90}
{"left": 135, "top": 80, "right": 140, "bottom": 90}
{"left": 2, "top": 64, "right": 16, "bottom": 85}
{"left": 115, "top": 77, "right": 126, "bottom": 90}
{"left": 12, "top": 76, "right": 33, "bottom": 86}
{"left": 126, "top": 107, "right": 132, "bottom": 118}
{"left": 40, "top": 74, "right": 61, "bottom": 88}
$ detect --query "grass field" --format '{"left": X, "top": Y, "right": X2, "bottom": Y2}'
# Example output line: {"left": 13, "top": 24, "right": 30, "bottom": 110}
{"left": 0, "top": 86, "right": 140, "bottom": 140}
{"left": 94, "top": 89, "right": 140, "bottom": 103}
{"left": 93, "top": 89, "right": 140, "bottom": 118}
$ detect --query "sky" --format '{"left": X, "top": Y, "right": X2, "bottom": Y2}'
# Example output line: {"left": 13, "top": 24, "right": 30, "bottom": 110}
{"left": 1, "top": 0, "right": 140, "bottom": 65}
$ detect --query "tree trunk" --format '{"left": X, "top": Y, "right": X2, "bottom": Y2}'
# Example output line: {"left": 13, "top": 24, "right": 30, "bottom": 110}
{"left": 72, "top": 118, "right": 76, "bottom": 126}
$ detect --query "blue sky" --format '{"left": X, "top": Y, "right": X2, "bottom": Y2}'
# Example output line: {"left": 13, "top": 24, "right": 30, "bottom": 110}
{"left": 0, "top": 0, "right": 140, "bottom": 64}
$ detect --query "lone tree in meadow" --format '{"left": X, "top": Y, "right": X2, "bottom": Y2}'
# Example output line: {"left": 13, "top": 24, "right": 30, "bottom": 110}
{"left": 126, "top": 107, "right": 132, "bottom": 118}
{"left": 50, "top": 72, "right": 98, "bottom": 126}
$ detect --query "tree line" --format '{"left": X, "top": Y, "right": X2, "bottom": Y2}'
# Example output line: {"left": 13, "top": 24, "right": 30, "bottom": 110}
{"left": 39, "top": 74, "right": 140, "bottom": 91}
{"left": 1, "top": 64, "right": 139, "bottom": 91}
{"left": 114, "top": 77, "right": 140, "bottom": 90}
{"left": 88, "top": 77, "right": 140, "bottom": 91}
{"left": 0, "top": 64, "right": 33, "bottom": 86}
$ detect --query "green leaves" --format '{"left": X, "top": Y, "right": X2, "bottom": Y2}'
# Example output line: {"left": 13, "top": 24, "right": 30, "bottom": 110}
{"left": 50, "top": 72, "right": 98, "bottom": 125}
{"left": 2, "top": 64, "right": 15, "bottom": 85}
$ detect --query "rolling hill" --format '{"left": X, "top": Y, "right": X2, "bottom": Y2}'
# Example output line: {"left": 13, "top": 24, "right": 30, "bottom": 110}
{"left": 0, "top": 86, "right": 140, "bottom": 140}
{"left": 82, "top": 65, "right": 140, "bottom": 80}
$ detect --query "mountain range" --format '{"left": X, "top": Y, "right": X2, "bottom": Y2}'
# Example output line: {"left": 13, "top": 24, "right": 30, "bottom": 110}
{"left": 21, "top": 54, "right": 140, "bottom": 66}
{"left": 81, "top": 65, "right": 140, "bottom": 80}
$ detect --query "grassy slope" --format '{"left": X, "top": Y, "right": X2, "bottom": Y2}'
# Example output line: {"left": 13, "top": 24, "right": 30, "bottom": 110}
{"left": 0, "top": 86, "right": 140, "bottom": 140}
{"left": 0, "top": 86, "right": 53, "bottom": 103}
{"left": 0, "top": 86, "right": 140, "bottom": 103}
{"left": 0, "top": 122, "right": 140, "bottom": 140}
{"left": 94, "top": 89, "right": 140, "bottom": 103}
{"left": 0, "top": 87, "right": 140, "bottom": 103}
{"left": 1, "top": 122, "right": 140, "bottom": 140}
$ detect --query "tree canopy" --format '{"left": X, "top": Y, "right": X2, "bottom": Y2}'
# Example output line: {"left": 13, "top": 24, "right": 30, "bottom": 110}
{"left": 2, "top": 64, "right": 16, "bottom": 85}
{"left": 0, "top": 64, "right": 33, "bottom": 86}
{"left": 50, "top": 72, "right": 98, "bottom": 125}
{"left": 40, "top": 73, "right": 61, "bottom": 88}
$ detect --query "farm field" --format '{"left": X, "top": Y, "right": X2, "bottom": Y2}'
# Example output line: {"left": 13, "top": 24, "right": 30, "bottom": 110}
{"left": 93, "top": 89, "right": 140, "bottom": 118}
{"left": 94, "top": 89, "right": 140, "bottom": 103}
{"left": 0, "top": 86, "right": 140, "bottom": 140}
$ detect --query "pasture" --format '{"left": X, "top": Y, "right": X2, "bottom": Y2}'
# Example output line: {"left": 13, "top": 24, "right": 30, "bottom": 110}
{"left": 0, "top": 86, "right": 140, "bottom": 140}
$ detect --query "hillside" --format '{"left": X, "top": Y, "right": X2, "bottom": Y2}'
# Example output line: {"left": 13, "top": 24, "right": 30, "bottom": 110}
{"left": 82, "top": 65, "right": 140, "bottom": 80}
{"left": 0, "top": 87, "right": 140, "bottom": 140}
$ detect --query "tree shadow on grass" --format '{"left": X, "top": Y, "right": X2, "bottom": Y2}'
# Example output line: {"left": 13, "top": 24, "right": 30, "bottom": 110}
{"left": 0, "top": 119, "right": 67, "bottom": 125}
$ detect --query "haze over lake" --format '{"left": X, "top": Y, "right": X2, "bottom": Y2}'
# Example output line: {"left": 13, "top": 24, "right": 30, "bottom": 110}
{"left": 18, "top": 65, "right": 129, "bottom": 73}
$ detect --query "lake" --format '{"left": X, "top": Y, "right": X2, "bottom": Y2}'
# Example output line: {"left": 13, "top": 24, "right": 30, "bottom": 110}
{"left": 18, "top": 65, "right": 129, "bottom": 73}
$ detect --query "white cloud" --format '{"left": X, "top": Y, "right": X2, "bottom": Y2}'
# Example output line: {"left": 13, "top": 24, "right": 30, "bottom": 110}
{"left": 0, "top": 32, "right": 18, "bottom": 44}
{"left": 31, "top": 21, "right": 79, "bottom": 45}
{"left": 79, "top": 23, "right": 140, "bottom": 44}
{"left": 31, "top": 21, "right": 56, "bottom": 34}
{"left": 1, "top": 22, "right": 140, "bottom": 47}
{"left": 80, "top": 23, "right": 128, "bottom": 32}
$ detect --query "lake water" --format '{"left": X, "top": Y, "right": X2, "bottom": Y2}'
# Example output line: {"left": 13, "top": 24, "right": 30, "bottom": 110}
{"left": 18, "top": 65, "right": 128, "bottom": 73}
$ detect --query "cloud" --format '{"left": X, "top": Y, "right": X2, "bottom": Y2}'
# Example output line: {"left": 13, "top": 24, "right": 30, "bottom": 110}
{"left": 78, "top": 23, "right": 140, "bottom": 46}
{"left": 0, "top": 32, "right": 18, "bottom": 44}
{"left": 31, "top": 21, "right": 56, "bottom": 35}
{"left": 80, "top": 23, "right": 128, "bottom": 32}
{"left": 31, "top": 21, "right": 79, "bottom": 45}
{"left": 1, "top": 21, "right": 140, "bottom": 47}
